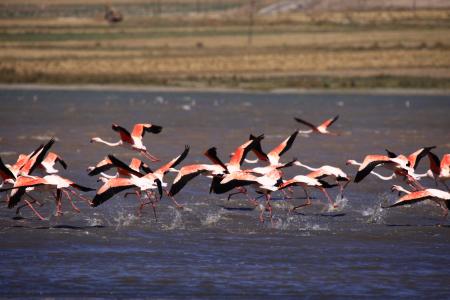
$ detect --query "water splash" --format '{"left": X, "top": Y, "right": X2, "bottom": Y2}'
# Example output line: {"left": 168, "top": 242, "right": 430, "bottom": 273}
{"left": 113, "top": 210, "right": 139, "bottom": 229}
{"left": 327, "top": 196, "right": 349, "bottom": 212}
{"left": 163, "top": 207, "right": 185, "bottom": 230}
{"left": 201, "top": 209, "right": 225, "bottom": 226}
{"left": 365, "top": 193, "right": 389, "bottom": 224}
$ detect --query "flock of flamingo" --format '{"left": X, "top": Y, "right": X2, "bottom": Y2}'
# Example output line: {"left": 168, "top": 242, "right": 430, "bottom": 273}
{"left": 0, "top": 116, "right": 449, "bottom": 223}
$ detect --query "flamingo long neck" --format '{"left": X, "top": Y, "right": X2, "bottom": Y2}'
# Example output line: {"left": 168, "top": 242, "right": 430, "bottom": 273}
{"left": 244, "top": 158, "right": 259, "bottom": 164}
{"left": 297, "top": 162, "right": 319, "bottom": 172}
{"left": 349, "top": 161, "right": 394, "bottom": 180}
{"left": 93, "top": 138, "right": 121, "bottom": 147}
{"left": 415, "top": 169, "right": 433, "bottom": 179}
{"left": 298, "top": 129, "right": 313, "bottom": 135}
{"left": 371, "top": 172, "right": 395, "bottom": 181}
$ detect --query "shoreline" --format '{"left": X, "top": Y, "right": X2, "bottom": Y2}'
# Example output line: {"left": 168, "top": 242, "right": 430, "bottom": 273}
{"left": 1, "top": 83, "right": 450, "bottom": 95}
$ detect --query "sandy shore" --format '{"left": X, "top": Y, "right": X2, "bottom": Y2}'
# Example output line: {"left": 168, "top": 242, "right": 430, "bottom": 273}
{"left": 1, "top": 83, "right": 449, "bottom": 95}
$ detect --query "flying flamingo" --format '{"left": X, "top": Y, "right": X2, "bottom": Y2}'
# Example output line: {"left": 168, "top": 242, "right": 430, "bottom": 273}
{"left": 1, "top": 174, "right": 94, "bottom": 220}
{"left": 226, "top": 131, "right": 297, "bottom": 200}
{"left": 168, "top": 148, "right": 228, "bottom": 198}
{"left": 384, "top": 146, "right": 436, "bottom": 170}
{"left": 384, "top": 185, "right": 450, "bottom": 216}
{"left": 293, "top": 161, "right": 350, "bottom": 198}
{"left": 294, "top": 115, "right": 340, "bottom": 135}
{"left": 203, "top": 136, "right": 263, "bottom": 201}
{"left": 106, "top": 146, "right": 189, "bottom": 206}
{"left": 0, "top": 139, "right": 56, "bottom": 214}
{"left": 278, "top": 175, "right": 336, "bottom": 211}
{"left": 90, "top": 123, "right": 162, "bottom": 162}
{"left": 347, "top": 154, "right": 422, "bottom": 189}
{"left": 91, "top": 159, "right": 163, "bottom": 219}
{"left": 204, "top": 135, "right": 263, "bottom": 173}
{"left": 87, "top": 156, "right": 152, "bottom": 181}
{"left": 417, "top": 153, "right": 450, "bottom": 191}
{"left": 1, "top": 138, "right": 55, "bottom": 181}
{"left": 210, "top": 169, "right": 282, "bottom": 223}
{"left": 39, "top": 152, "right": 67, "bottom": 174}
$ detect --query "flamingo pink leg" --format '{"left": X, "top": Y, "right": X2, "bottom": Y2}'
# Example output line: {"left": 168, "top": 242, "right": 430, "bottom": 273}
{"left": 16, "top": 193, "right": 44, "bottom": 215}
{"left": 55, "top": 190, "right": 63, "bottom": 216}
{"left": 145, "top": 191, "right": 158, "bottom": 221}
{"left": 164, "top": 189, "right": 183, "bottom": 208}
{"left": 140, "top": 150, "right": 160, "bottom": 162}
{"left": 265, "top": 193, "right": 273, "bottom": 225}
{"left": 62, "top": 189, "right": 80, "bottom": 213}
{"left": 320, "top": 187, "right": 337, "bottom": 208}
{"left": 67, "top": 189, "right": 92, "bottom": 205}
{"left": 24, "top": 199, "right": 46, "bottom": 221}
{"left": 292, "top": 188, "right": 312, "bottom": 211}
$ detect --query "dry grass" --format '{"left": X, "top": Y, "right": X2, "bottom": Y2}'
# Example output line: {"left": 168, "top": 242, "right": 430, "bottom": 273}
{"left": 0, "top": 6, "right": 449, "bottom": 89}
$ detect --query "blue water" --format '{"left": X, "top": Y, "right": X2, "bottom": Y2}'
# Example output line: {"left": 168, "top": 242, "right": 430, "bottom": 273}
{"left": 0, "top": 87, "right": 449, "bottom": 298}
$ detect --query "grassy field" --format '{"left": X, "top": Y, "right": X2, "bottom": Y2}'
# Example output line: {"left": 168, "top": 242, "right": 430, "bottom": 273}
{"left": 1, "top": 1, "right": 449, "bottom": 90}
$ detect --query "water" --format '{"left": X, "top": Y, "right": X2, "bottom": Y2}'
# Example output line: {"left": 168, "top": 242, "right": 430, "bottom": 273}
{"left": 0, "top": 87, "right": 449, "bottom": 298}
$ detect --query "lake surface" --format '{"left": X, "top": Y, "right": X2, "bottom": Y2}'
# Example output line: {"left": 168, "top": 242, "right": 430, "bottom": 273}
{"left": 0, "top": 87, "right": 449, "bottom": 298}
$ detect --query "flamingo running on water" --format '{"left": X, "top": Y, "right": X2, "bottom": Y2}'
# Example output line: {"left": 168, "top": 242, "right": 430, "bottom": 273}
{"left": 278, "top": 175, "right": 335, "bottom": 211}
{"left": 90, "top": 123, "right": 162, "bottom": 162}
{"left": 294, "top": 115, "right": 340, "bottom": 135}
{"left": 1, "top": 174, "right": 94, "bottom": 220}
{"left": 90, "top": 157, "right": 163, "bottom": 219}
{"left": 384, "top": 185, "right": 450, "bottom": 217}
{"left": 90, "top": 148, "right": 188, "bottom": 218}
{"left": 168, "top": 148, "right": 228, "bottom": 198}
{"left": 293, "top": 160, "right": 350, "bottom": 199}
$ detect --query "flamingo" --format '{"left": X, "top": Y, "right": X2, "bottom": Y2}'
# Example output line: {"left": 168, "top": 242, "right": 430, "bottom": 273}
{"left": 1, "top": 174, "right": 94, "bottom": 220}
{"left": 106, "top": 146, "right": 189, "bottom": 206}
{"left": 87, "top": 156, "right": 152, "bottom": 181}
{"left": 210, "top": 169, "right": 282, "bottom": 223}
{"left": 294, "top": 115, "right": 340, "bottom": 135}
{"left": 228, "top": 132, "right": 297, "bottom": 200}
{"left": 168, "top": 146, "right": 229, "bottom": 197}
{"left": 0, "top": 139, "right": 56, "bottom": 214}
{"left": 293, "top": 161, "right": 350, "bottom": 198}
{"left": 91, "top": 158, "right": 163, "bottom": 219}
{"left": 384, "top": 185, "right": 450, "bottom": 216}
{"left": 92, "top": 150, "right": 192, "bottom": 217}
{"left": 244, "top": 131, "right": 298, "bottom": 166}
{"left": 347, "top": 154, "right": 421, "bottom": 188}
{"left": 278, "top": 175, "right": 335, "bottom": 211}
{"left": 39, "top": 152, "right": 67, "bottom": 174}
{"left": 1, "top": 138, "right": 55, "bottom": 180}
{"left": 90, "top": 123, "right": 162, "bottom": 162}
{"left": 203, "top": 136, "right": 263, "bottom": 200}
{"left": 417, "top": 153, "right": 450, "bottom": 191}
{"left": 204, "top": 135, "right": 263, "bottom": 173}
{"left": 384, "top": 146, "right": 436, "bottom": 170}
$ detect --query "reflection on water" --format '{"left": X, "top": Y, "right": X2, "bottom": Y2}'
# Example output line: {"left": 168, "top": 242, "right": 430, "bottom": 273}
{"left": 0, "top": 88, "right": 449, "bottom": 297}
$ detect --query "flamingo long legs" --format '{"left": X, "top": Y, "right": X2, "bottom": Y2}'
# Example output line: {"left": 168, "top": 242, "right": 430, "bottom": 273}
{"left": 291, "top": 188, "right": 312, "bottom": 211}
{"left": 140, "top": 150, "right": 159, "bottom": 162}
{"left": 24, "top": 198, "right": 46, "bottom": 220}
{"left": 227, "top": 187, "right": 258, "bottom": 206}
{"left": 259, "top": 193, "right": 273, "bottom": 223}
{"left": 62, "top": 189, "right": 81, "bottom": 213}
{"left": 16, "top": 193, "right": 44, "bottom": 215}
{"left": 164, "top": 189, "right": 183, "bottom": 208}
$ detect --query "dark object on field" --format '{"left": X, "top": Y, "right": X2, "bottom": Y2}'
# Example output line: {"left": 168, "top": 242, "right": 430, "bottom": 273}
{"left": 104, "top": 5, "right": 123, "bottom": 24}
